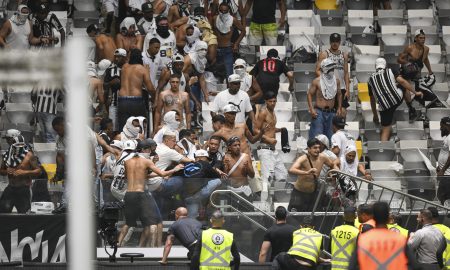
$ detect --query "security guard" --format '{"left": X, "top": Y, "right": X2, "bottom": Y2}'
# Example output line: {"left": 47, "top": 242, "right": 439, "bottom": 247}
{"left": 387, "top": 212, "right": 409, "bottom": 238}
{"left": 330, "top": 206, "right": 359, "bottom": 270}
{"left": 348, "top": 202, "right": 418, "bottom": 270}
{"left": 273, "top": 216, "right": 329, "bottom": 270}
{"left": 428, "top": 207, "right": 450, "bottom": 270}
{"left": 190, "top": 209, "right": 240, "bottom": 270}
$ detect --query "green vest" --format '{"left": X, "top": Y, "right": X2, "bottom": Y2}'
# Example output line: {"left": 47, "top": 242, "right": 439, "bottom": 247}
{"left": 387, "top": 223, "right": 409, "bottom": 238}
{"left": 288, "top": 228, "right": 323, "bottom": 263}
{"left": 330, "top": 224, "right": 359, "bottom": 270}
{"left": 199, "top": 228, "right": 233, "bottom": 270}
{"left": 433, "top": 224, "right": 450, "bottom": 270}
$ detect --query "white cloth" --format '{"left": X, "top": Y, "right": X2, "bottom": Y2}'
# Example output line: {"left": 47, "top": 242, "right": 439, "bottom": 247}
{"left": 5, "top": 19, "right": 31, "bottom": 49}
{"left": 177, "top": 138, "right": 196, "bottom": 160}
{"left": 211, "top": 90, "right": 253, "bottom": 124}
{"left": 120, "top": 117, "right": 140, "bottom": 142}
{"left": 257, "top": 149, "right": 288, "bottom": 182}
{"left": 438, "top": 135, "right": 450, "bottom": 175}
{"left": 188, "top": 41, "right": 208, "bottom": 74}
{"left": 135, "top": 116, "right": 147, "bottom": 138}
{"left": 128, "top": 0, "right": 147, "bottom": 10}
{"left": 111, "top": 151, "right": 134, "bottom": 201}
{"left": 154, "top": 126, "right": 179, "bottom": 144}
{"left": 320, "top": 149, "right": 337, "bottom": 180}
{"left": 120, "top": 17, "right": 137, "bottom": 32}
{"left": 331, "top": 130, "right": 357, "bottom": 159}
{"left": 103, "top": 0, "right": 118, "bottom": 16}
{"left": 183, "top": 27, "right": 202, "bottom": 54}
{"left": 215, "top": 13, "right": 233, "bottom": 34}
{"left": 143, "top": 31, "right": 176, "bottom": 66}
{"left": 147, "top": 143, "right": 184, "bottom": 190}
{"left": 239, "top": 74, "right": 253, "bottom": 92}
{"left": 137, "top": 17, "right": 156, "bottom": 35}
{"left": 142, "top": 50, "right": 164, "bottom": 87}
{"left": 320, "top": 73, "right": 337, "bottom": 100}
{"left": 340, "top": 145, "right": 358, "bottom": 176}
{"left": 228, "top": 185, "right": 252, "bottom": 196}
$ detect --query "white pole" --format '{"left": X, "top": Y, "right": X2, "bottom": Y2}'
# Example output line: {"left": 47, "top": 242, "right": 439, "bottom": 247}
{"left": 65, "top": 38, "right": 94, "bottom": 270}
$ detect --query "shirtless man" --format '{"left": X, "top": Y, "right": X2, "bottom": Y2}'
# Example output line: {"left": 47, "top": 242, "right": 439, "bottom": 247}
{"left": 183, "top": 41, "right": 210, "bottom": 102}
{"left": 212, "top": 104, "right": 265, "bottom": 156}
{"left": 117, "top": 144, "right": 184, "bottom": 247}
{"left": 152, "top": 0, "right": 172, "bottom": 17}
{"left": 223, "top": 136, "right": 255, "bottom": 200}
{"left": 154, "top": 74, "right": 191, "bottom": 130}
{"left": 307, "top": 58, "right": 342, "bottom": 141}
{"left": 87, "top": 61, "right": 105, "bottom": 114}
{"left": 254, "top": 92, "right": 288, "bottom": 185}
{"left": 288, "top": 138, "right": 337, "bottom": 212}
{"left": 115, "top": 17, "right": 143, "bottom": 52}
{"left": 167, "top": 0, "right": 190, "bottom": 25}
{"left": 212, "top": 2, "right": 246, "bottom": 77}
{"left": 0, "top": 134, "right": 42, "bottom": 213}
{"left": 86, "top": 24, "right": 117, "bottom": 62}
{"left": 118, "top": 48, "right": 155, "bottom": 130}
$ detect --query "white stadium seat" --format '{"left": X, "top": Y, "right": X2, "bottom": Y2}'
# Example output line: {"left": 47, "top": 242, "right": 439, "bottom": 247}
{"left": 421, "top": 64, "right": 445, "bottom": 82}
{"left": 274, "top": 102, "right": 293, "bottom": 122}
{"left": 426, "top": 45, "right": 442, "bottom": 63}
{"left": 396, "top": 121, "right": 425, "bottom": 140}
{"left": 367, "top": 141, "right": 397, "bottom": 161}
{"left": 381, "top": 25, "right": 407, "bottom": 46}
{"left": 347, "top": 10, "right": 374, "bottom": 28}
{"left": 288, "top": 26, "right": 316, "bottom": 51}
{"left": 355, "top": 64, "right": 375, "bottom": 82}
{"left": 377, "top": 9, "right": 404, "bottom": 26}
{"left": 427, "top": 108, "right": 450, "bottom": 121}
{"left": 353, "top": 45, "right": 380, "bottom": 65}
{"left": 399, "top": 140, "right": 428, "bottom": 163}
{"left": 370, "top": 161, "right": 402, "bottom": 180}
{"left": 429, "top": 121, "right": 442, "bottom": 141}
{"left": 442, "top": 26, "right": 450, "bottom": 46}
{"left": 287, "top": 10, "right": 314, "bottom": 27}
{"left": 436, "top": 0, "right": 450, "bottom": 9}
{"left": 33, "top": 143, "right": 57, "bottom": 164}
{"left": 407, "top": 9, "right": 434, "bottom": 27}
{"left": 5, "top": 103, "right": 34, "bottom": 124}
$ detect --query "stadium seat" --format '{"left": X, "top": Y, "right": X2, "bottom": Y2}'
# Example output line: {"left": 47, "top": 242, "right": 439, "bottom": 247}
{"left": 427, "top": 108, "right": 450, "bottom": 121}
{"left": 349, "top": 31, "right": 378, "bottom": 46}
{"left": 403, "top": 161, "right": 430, "bottom": 177}
{"left": 293, "top": 63, "right": 316, "bottom": 83}
{"left": 239, "top": 44, "right": 257, "bottom": 66}
{"left": 295, "top": 102, "right": 310, "bottom": 122}
{"left": 346, "top": 122, "right": 360, "bottom": 141}
{"left": 5, "top": 103, "right": 34, "bottom": 124}
{"left": 353, "top": 45, "right": 380, "bottom": 65}
{"left": 390, "top": 0, "right": 403, "bottom": 9}
{"left": 356, "top": 140, "right": 362, "bottom": 159}
{"left": 430, "top": 139, "right": 443, "bottom": 161}
{"left": 421, "top": 64, "right": 445, "bottom": 82}
{"left": 355, "top": 63, "right": 375, "bottom": 82}
{"left": 362, "top": 121, "right": 383, "bottom": 142}
{"left": 298, "top": 122, "right": 310, "bottom": 139}
{"left": 407, "top": 179, "right": 435, "bottom": 202}
{"left": 6, "top": 88, "right": 31, "bottom": 103}
{"left": 319, "top": 26, "right": 346, "bottom": 46}
{"left": 404, "top": 0, "right": 431, "bottom": 9}
{"left": 429, "top": 121, "right": 442, "bottom": 141}
{"left": 73, "top": 11, "right": 99, "bottom": 28}
{"left": 274, "top": 102, "right": 293, "bottom": 122}
{"left": 293, "top": 0, "right": 313, "bottom": 10}
{"left": 367, "top": 141, "right": 396, "bottom": 161}
{"left": 347, "top": 10, "right": 374, "bottom": 29}
{"left": 315, "top": 0, "right": 339, "bottom": 10}
{"left": 42, "top": 163, "right": 56, "bottom": 180}
{"left": 442, "top": 26, "right": 450, "bottom": 46}
{"left": 346, "top": 0, "right": 370, "bottom": 10}
{"left": 357, "top": 83, "right": 369, "bottom": 102}
{"left": 277, "top": 84, "right": 292, "bottom": 102}
{"left": 360, "top": 102, "right": 377, "bottom": 124}
{"left": 407, "top": 9, "right": 434, "bottom": 27}
{"left": 396, "top": 121, "right": 425, "bottom": 140}
{"left": 432, "top": 83, "right": 449, "bottom": 102}
{"left": 370, "top": 161, "right": 401, "bottom": 180}
{"left": 346, "top": 102, "right": 358, "bottom": 122}
{"left": 288, "top": 26, "right": 316, "bottom": 51}
{"left": 372, "top": 181, "right": 402, "bottom": 201}
{"left": 294, "top": 83, "right": 309, "bottom": 102}
{"left": 436, "top": 0, "right": 450, "bottom": 9}
{"left": 392, "top": 103, "right": 409, "bottom": 122}
{"left": 438, "top": 9, "right": 450, "bottom": 26}
{"left": 399, "top": 140, "right": 428, "bottom": 163}
{"left": 259, "top": 46, "right": 286, "bottom": 60}
{"left": 287, "top": 10, "right": 314, "bottom": 27}
{"left": 377, "top": 10, "right": 404, "bottom": 26}
{"left": 33, "top": 143, "right": 56, "bottom": 164}
{"left": 316, "top": 9, "right": 344, "bottom": 26}
{"left": 381, "top": 25, "right": 407, "bottom": 46}
{"left": 426, "top": 45, "right": 442, "bottom": 63}
{"left": 410, "top": 26, "right": 438, "bottom": 45}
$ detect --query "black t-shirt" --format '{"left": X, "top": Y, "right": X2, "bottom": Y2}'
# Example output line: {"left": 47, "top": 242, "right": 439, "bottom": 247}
{"left": 182, "top": 160, "right": 221, "bottom": 196}
{"left": 168, "top": 217, "right": 202, "bottom": 248}
{"left": 209, "top": 151, "right": 224, "bottom": 170}
{"left": 250, "top": 58, "right": 289, "bottom": 97}
{"left": 251, "top": 0, "right": 277, "bottom": 24}
{"left": 263, "top": 223, "right": 296, "bottom": 261}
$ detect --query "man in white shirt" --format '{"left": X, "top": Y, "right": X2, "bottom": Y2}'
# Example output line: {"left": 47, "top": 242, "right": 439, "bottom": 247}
{"left": 143, "top": 15, "right": 176, "bottom": 66}
{"left": 137, "top": 2, "right": 155, "bottom": 35}
{"left": 142, "top": 37, "right": 163, "bottom": 87}
{"left": 331, "top": 116, "right": 356, "bottom": 159}
{"left": 437, "top": 117, "right": 450, "bottom": 207}
{"left": 211, "top": 74, "right": 254, "bottom": 125}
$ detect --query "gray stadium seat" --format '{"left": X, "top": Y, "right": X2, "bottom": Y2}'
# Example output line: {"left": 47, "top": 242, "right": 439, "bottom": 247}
{"left": 370, "top": 161, "right": 401, "bottom": 180}
{"left": 396, "top": 121, "right": 425, "bottom": 140}
{"left": 433, "top": 83, "right": 449, "bottom": 101}
{"left": 430, "top": 139, "right": 443, "bottom": 161}
{"left": 381, "top": 25, "right": 407, "bottom": 46}
{"left": 317, "top": 9, "right": 344, "bottom": 26}
{"left": 421, "top": 64, "right": 445, "bottom": 82}
{"left": 362, "top": 121, "right": 383, "bottom": 142}
{"left": 349, "top": 32, "right": 378, "bottom": 46}
{"left": 33, "top": 143, "right": 57, "bottom": 164}
{"left": 353, "top": 45, "right": 380, "bottom": 65}
{"left": 377, "top": 10, "right": 404, "bottom": 26}
{"left": 407, "top": 9, "right": 434, "bottom": 27}
{"left": 403, "top": 161, "right": 430, "bottom": 177}
{"left": 294, "top": 83, "right": 309, "bottom": 102}
{"left": 428, "top": 121, "right": 442, "bottom": 141}
{"left": 73, "top": 11, "right": 99, "bottom": 28}
{"left": 436, "top": 0, "right": 450, "bottom": 9}
{"left": 348, "top": 10, "right": 374, "bottom": 29}
{"left": 277, "top": 84, "right": 292, "bottom": 102}
{"left": 355, "top": 63, "right": 374, "bottom": 82}
{"left": 319, "top": 26, "right": 346, "bottom": 46}
{"left": 438, "top": 9, "right": 450, "bottom": 26}
{"left": 346, "top": 0, "right": 370, "bottom": 10}
{"left": 392, "top": 103, "right": 409, "bottom": 122}
{"left": 274, "top": 102, "right": 293, "bottom": 122}
{"left": 346, "top": 122, "right": 360, "bottom": 141}
{"left": 367, "top": 141, "right": 396, "bottom": 161}
{"left": 426, "top": 45, "right": 443, "bottom": 63}
{"left": 6, "top": 89, "right": 31, "bottom": 103}
{"left": 346, "top": 102, "right": 358, "bottom": 122}
{"left": 5, "top": 103, "right": 34, "bottom": 124}
{"left": 293, "top": 0, "right": 313, "bottom": 10}
{"left": 288, "top": 26, "right": 316, "bottom": 50}
{"left": 426, "top": 108, "right": 450, "bottom": 121}
{"left": 404, "top": 0, "right": 431, "bottom": 9}
{"left": 407, "top": 179, "right": 435, "bottom": 202}
{"left": 442, "top": 26, "right": 450, "bottom": 46}
{"left": 298, "top": 122, "right": 310, "bottom": 139}
{"left": 372, "top": 181, "right": 402, "bottom": 201}
{"left": 239, "top": 45, "right": 257, "bottom": 66}
{"left": 399, "top": 140, "right": 428, "bottom": 163}
{"left": 293, "top": 63, "right": 316, "bottom": 83}
{"left": 294, "top": 102, "right": 310, "bottom": 122}
{"left": 287, "top": 10, "right": 314, "bottom": 27}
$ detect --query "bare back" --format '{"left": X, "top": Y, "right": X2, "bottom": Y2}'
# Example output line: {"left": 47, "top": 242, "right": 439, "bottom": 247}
{"left": 223, "top": 153, "right": 252, "bottom": 187}
{"left": 119, "top": 64, "right": 151, "bottom": 97}
{"left": 125, "top": 155, "right": 151, "bottom": 192}
{"left": 96, "top": 34, "right": 116, "bottom": 62}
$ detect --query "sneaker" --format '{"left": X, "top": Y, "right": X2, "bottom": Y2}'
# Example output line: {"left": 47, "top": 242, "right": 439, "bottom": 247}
{"left": 408, "top": 107, "right": 417, "bottom": 123}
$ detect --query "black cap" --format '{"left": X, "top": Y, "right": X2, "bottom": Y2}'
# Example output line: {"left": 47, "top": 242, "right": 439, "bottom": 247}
{"left": 142, "top": 2, "right": 153, "bottom": 12}
{"left": 332, "top": 116, "right": 347, "bottom": 128}
{"left": 441, "top": 116, "right": 450, "bottom": 125}
{"left": 137, "top": 138, "right": 157, "bottom": 151}
{"left": 156, "top": 15, "right": 168, "bottom": 24}
{"left": 36, "top": 3, "right": 49, "bottom": 12}
{"left": 267, "top": 48, "right": 279, "bottom": 58}
{"left": 330, "top": 33, "right": 341, "bottom": 43}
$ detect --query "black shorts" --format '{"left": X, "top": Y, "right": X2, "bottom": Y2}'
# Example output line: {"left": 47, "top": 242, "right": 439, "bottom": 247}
{"left": 0, "top": 185, "right": 31, "bottom": 213}
{"left": 341, "top": 89, "right": 350, "bottom": 108}
{"left": 379, "top": 104, "right": 400, "bottom": 127}
{"left": 288, "top": 188, "right": 317, "bottom": 212}
{"left": 123, "top": 192, "right": 162, "bottom": 227}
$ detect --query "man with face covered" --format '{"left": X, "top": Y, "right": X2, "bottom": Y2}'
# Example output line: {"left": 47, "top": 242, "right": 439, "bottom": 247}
{"left": 115, "top": 17, "right": 143, "bottom": 51}
{"left": 137, "top": 2, "right": 155, "bottom": 35}
{"left": 233, "top": 58, "right": 262, "bottom": 103}
{"left": 308, "top": 58, "right": 343, "bottom": 141}
{"left": 0, "top": 5, "right": 42, "bottom": 49}
{"left": 154, "top": 110, "right": 181, "bottom": 143}
{"left": 30, "top": 3, "right": 65, "bottom": 48}
{"left": 183, "top": 40, "right": 211, "bottom": 102}
{"left": 143, "top": 15, "right": 176, "bottom": 66}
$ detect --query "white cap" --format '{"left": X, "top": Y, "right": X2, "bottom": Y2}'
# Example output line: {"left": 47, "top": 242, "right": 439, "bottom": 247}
{"left": 315, "top": 134, "right": 329, "bottom": 149}
{"left": 110, "top": 140, "right": 123, "bottom": 150}
{"left": 163, "top": 130, "right": 177, "bottom": 137}
{"left": 123, "top": 140, "right": 137, "bottom": 151}
{"left": 223, "top": 104, "right": 238, "bottom": 113}
{"left": 414, "top": 29, "right": 425, "bottom": 37}
{"left": 194, "top": 149, "right": 209, "bottom": 158}
{"left": 114, "top": 48, "right": 127, "bottom": 57}
{"left": 375, "top": 58, "right": 386, "bottom": 70}
{"left": 97, "top": 59, "right": 112, "bottom": 76}
{"left": 172, "top": 53, "right": 184, "bottom": 63}
{"left": 3, "top": 129, "right": 21, "bottom": 138}
{"left": 233, "top": 58, "right": 247, "bottom": 68}
{"left": 228, "top": 73, "right": 241, "bottom": 83}
{"left": 320, "top": 58, "right": 336, "bottom": 73}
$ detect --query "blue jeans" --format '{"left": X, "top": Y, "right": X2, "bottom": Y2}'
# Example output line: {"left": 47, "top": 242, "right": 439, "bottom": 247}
{"left": 308, "top": 109, "right": 335, "bottom": 141}
{"left": 185, "top": 178, "right": 222, "bottom": 218}
{"left": 217, "top": 47, "right": 234, "bottom": 78}
{"left": 152, "top": 176, "right": 184, "bottom": 215}
{"left": 36, "top": 112, "right": 57, "bottom": 143}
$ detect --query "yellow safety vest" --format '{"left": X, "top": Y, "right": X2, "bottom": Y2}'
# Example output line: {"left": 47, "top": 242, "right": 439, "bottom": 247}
{"left": 387, "top": 223, "right": 409, "bottom": 238}
{"left": 199, "top": 228, "right": 233, "bottom": 270}
{"left": 330, "top": 224, "right": 359, "bottom": 270}
{"left": 288, "top": 228, "right": 323, "bottom": 263}
{"left": 433, "top": 224, "right": 450, "bottom": 270}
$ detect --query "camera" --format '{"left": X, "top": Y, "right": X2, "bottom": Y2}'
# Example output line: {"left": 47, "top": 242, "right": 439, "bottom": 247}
{"left": 98, "top": 203, "right": 122, "bottom": 262}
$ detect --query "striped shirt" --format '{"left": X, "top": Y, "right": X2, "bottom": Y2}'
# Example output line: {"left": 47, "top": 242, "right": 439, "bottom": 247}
{"left": 104, "top": 63, "right": 121, "bottom": 107}
{"left": 368, "top": 68, "right": 403, "bottom": 111}
{"left": 32, "top": 87, "right": 63, "bottom": 114}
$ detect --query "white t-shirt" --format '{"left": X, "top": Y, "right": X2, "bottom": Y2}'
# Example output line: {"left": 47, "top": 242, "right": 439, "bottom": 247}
{"left": 147, "top": 143, "right": 184, "bottom": 190}
{"left": 211, "top": 90, "right": 252, "bottom": 124}
{"left": 153, "top": 127, "right": 179, "bottom": 144}
{"left": 331, "top": 130, "right": 357, "bottom": 159}
{"left": 438, "top": 136, "right": 450, "bottom": 175}
{"left": 142, "top": 50, "right": 164, "bottom": 87}
{"left": 239, "top": 74, "right": 253, "bottom": 93}
{"left": 143, "top": 31, "right": 176, "bottom": 66}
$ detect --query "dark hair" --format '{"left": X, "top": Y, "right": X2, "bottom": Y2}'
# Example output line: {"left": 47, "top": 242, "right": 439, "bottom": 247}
{"left": 264, "top": 91, "right": 277, "bottom": 100}
{"left": 212, "top": 114, "right": 226, "bottom": 124}
{"left": 169, "top": 73, "right": 181, "bottom": 80}
{"left": 227, "top": 136, "right": 240, "bottom": 146}
{"left": 427, "top": 207, "right": 439, "bottom": 219}
{"left": 307, "top": 138, "right": 321, "bottom": 148}
{"left": 86, "top": 24, "right": 99, "bottom": 34}
{"left": 219, "top": 2, "right": 231, "bottom": 10}
{"left": 275, "top": 206, "right": 288, "bottom": 220}
{"left": 149, "top": 37, "right": 160, "bottom": 45}
{"left": 209, "top": 135, "right": 222, "bottom": 142}
{"left": 391, "top": 212, "right": 403, "bottom": 225}
{"left": 186, "top": 25, "right": 194, "bottom": 31}
{"left": 129, "top": 48, "right": 143, "bottom": 65}
{"left": 100, "top": 118, "right": 113, "bottom": 130}
{"left": 179, "top": 129, "right": 192, "bottom": 139}
{"left": 357, "top": 203, "right": 373, "bottom": 216}
{"left": 267, "top": 49, "right": 278, "bottom": 58}
{"left": 156, "top": 15, "right": 168, "bottom": 24}
{"left": 194, "top": 7, "right": 204, "bottom": 16}
{"left": 373, "top": 201, "right": 390, "bottom": 225}
{"left": 420, "top": 209, "right": 433, "bottom": 222}
{"left": 52, "top": 116, "right": 64, "bottom": 127}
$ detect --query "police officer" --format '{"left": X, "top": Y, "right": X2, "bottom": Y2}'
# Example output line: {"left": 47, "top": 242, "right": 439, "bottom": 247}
{"left": 428, "top": 207, "right": 450, "bottom": 270}
{"left": 191, "top": 209, "right": 240, "bottom": 270}
{"left": 387, "top": 212, "right": 409, "bottom": 238}
{"left": 330, "top": 206, "right": 359, "bottom": 270}
{"left": 273, "top": 216, "right": 329, "bottom": 270}
{"left": 348, "top": 202, "right": 418, "bottom": 270}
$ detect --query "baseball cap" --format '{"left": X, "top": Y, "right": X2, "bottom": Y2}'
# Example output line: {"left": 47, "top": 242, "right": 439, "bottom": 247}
{"left": 194, "top": 149, "right": 210, "bottom": 158}
{"left": 332, "top": 115, "right": 347, "bottom": 128}
{"left": 172, "top": 53, "right": 184, "bottom": 63}
{"left": 223, "top": 104, "right": 238, "bottom": 113}
{"left": 375, "top": 58, "right": 387, "bottom": 70}
{"left": 36, "top": 3, "right": 49, "bottom": 12}
{"left": 315, "top": 134, "right": 330, "bottom": 149}
{"left": 3, "top": 129, "right": 21, "bottom": 138}
{"left": 228, "top": 74, "right": 241, "bottom": 83}
{"left": 114, "top": 48, "right": 127, "bottom": 57}
{"left": 441, "top": 116, "right": 450, "bottom": 125}
{"left": 141, "top": 2, "right": 153, "bottom": 12}
{"left": 123, "top": 140, "right": 137, "bottom": 151}
{"left": 137, "top": 138, "right": 157, "bottom": 150}
{"left": 110, "top": 140, "right": 123, "bottom": 150}
{"left": 414, "top": 28, "right": 425, "bottom": 37}
{"left": 330, "top": 33, "right": 341, "bottom": 43}
{"left": 97, "top": 59, "right": 112, "bottom": 76}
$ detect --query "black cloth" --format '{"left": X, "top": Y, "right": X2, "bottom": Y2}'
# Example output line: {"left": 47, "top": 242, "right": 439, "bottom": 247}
{"left": 263, "top": 223, "right": 296, "bottom": 261}
{"left": 414, "top": 80, "right": 439, "bottom": 106}
{"left": 437, "top": 175, "right": 450, "bottom": 205}
{"left": 251, "top": 0, "right": 277, "bottom": 24}
{"left": 190, "top": 228, "right": 240, "bottom": 270}
{"left": 168, "top": 217, "right": 202, "bottom": 248}
{"left": 182, "top": 160, "right": 221, "bottom": 197}
{"left": 0, "top": 185, "right": 31, "bottom": 213}
{"left": 280, "top": 128, "right": 290, "bottom": 153}
{"left": 360, "top": 223, "right": 374, "bottom": 233}
{"left": 103, "top": 64, "right": 122, "bottom": 107}
{"left": 117, "top": 96, "right": 147, "bottom": 131}
{"left": 379, "top": 103, "right": 400, "bottom": 126}
{"left": 123, "top": 191, "right": 162, "bottom": 227}
{"left": 288, "top": 188, "right": 317, "bottom": 212}
{"left": 209, "top": 151, "right": 224, "bottom": 170}
{"left": 272, "top": 252, "right": 317, "bottom": 270}
{"left": 250, "top": 58, "right": 289, "bottom": 103}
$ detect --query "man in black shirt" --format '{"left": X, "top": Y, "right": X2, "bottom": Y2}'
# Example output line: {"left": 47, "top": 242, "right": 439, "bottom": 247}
{"left": 250, "top": 49, "right": 294, "bottom": 104}
{"left": 207, "top": 135, "right": 224, "bottom": 170}
{"left": 30, "top": 3, "right": 65, "bottom": 48}
{"left": 259, "top": 206, "right": 296, "bottom": 262}
{"left": 243, "top": 0, "right": 286, "bottom": 46}
{"left": 160, "top": 207, "right": 203, "bottom": 264}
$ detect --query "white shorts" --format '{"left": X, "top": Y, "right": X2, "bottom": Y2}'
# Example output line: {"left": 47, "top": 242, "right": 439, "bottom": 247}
{"left": 103, "top": 0, "right": 118, "bottom": 16}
